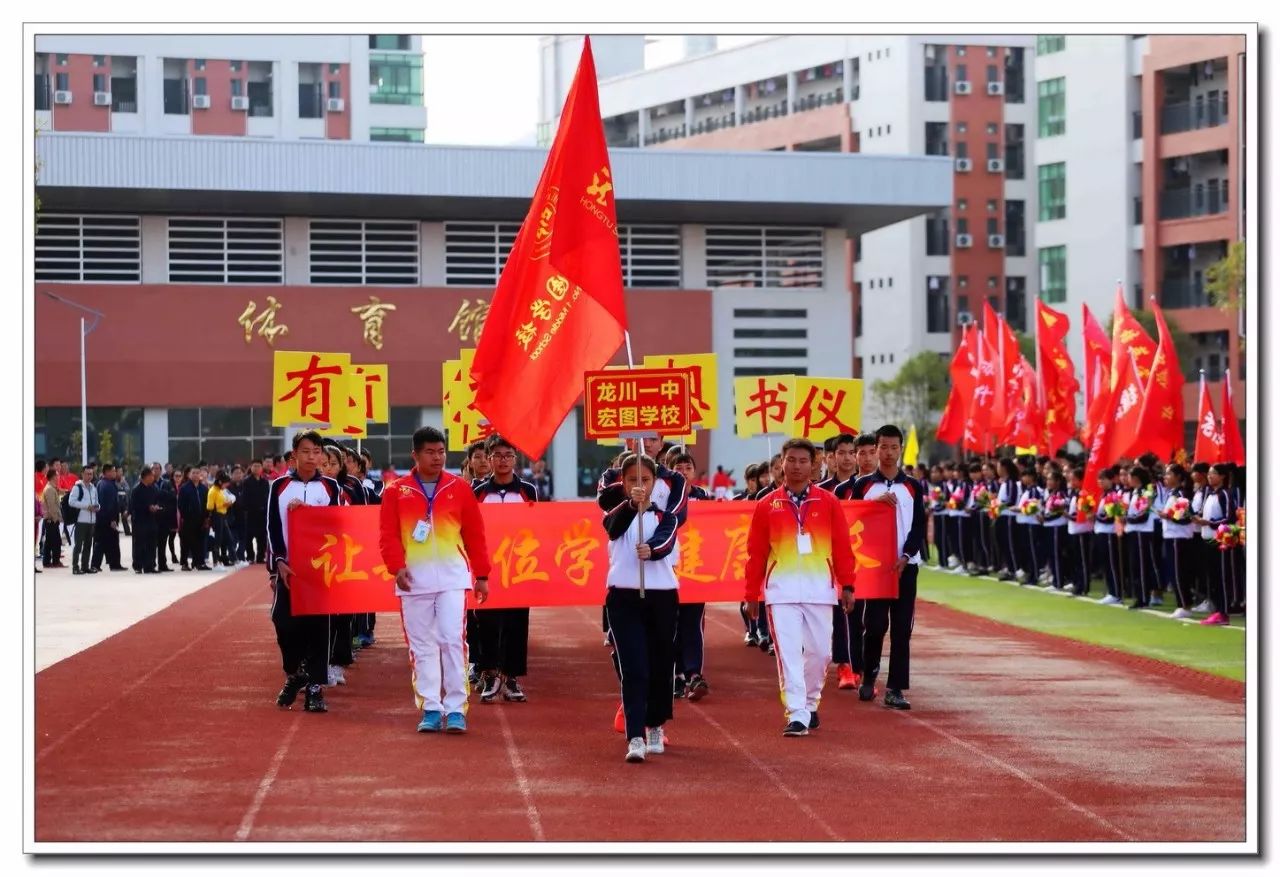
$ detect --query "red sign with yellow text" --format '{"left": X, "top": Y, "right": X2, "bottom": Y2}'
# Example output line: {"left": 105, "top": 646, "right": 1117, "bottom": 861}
{"left": 583, "top": 368, "right": 694, "bottom": 438}
{"left": 287, "top": 501, "right": 898, "bottom": 615}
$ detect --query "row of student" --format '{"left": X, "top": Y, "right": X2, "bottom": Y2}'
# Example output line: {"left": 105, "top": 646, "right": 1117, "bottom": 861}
{"left": 921, "top": 455, "right": 1245, "bottom": 626}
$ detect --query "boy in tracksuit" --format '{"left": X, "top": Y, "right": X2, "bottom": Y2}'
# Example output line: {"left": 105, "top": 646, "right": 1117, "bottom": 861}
{"left": 380, "top": 426, "right": 491, "bottom": 734}
{"left": 1066, "top": 466, "right": 1094, "bottom": 596}
{"left": 1095, "top": 468, "right": 1125, "bottom": 605}
{"left": 1013, "top": 468, "right": 1042, "bottom": 584}
{"left": 746, "top": 438, "right": 857, "bottom": 736}
{"left": 267, "top": 431, "right": 344, "bottom": 713}
{"left": 671, "top": 451, "right": 713, "bottom": 702}
{"left": 1040, "top": 469, "right": 1070, "bottom": 590}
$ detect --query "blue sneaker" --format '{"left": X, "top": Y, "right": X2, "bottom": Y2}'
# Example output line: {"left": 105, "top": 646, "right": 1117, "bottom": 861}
{"left": 417, "top": 710, "right": 443, "bottom": 733}
{"left": 444, "top": 712, "right": 467, "bottom": 734}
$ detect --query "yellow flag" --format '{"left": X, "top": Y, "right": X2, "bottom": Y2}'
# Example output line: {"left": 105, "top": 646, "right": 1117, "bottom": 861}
{"left": 734, "top": 375, "right": 795, "bottom": 437}
{"left": 1015, "top": 445, "right": 1038, "bottom": 456}
{"left": 903, "top": 425, "right": 920, "bottom": 466}
{"left": 791, "top": 377, "right": 863, "bottom": 441}
{"left": 642, "top": 353, "right": 719, "bottom": 430}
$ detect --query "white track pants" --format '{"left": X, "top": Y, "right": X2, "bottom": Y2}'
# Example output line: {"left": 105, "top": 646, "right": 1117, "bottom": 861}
{"left": 766, "top": 602, "right": 833, "bottom": 726}
{"left": 399, "top": 589, "right": 469, "bottom": 714}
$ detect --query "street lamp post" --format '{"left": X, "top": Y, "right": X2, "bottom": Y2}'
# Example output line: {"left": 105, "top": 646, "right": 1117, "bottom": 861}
{"left": 39, "top": 291, "right": 104, "bottom": 468}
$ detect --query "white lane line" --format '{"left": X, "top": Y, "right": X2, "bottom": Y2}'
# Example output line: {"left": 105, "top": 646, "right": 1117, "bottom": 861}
{"left": 37, "top": 583, "right": 262, "bottom": 762}
{"left": 235, "top": 712, "right": 301, "bottom": 842}
{"left": 495, "top": 704, "right": 546, "bottom": 842}
{"left": 899, "top": 711, "right": 1136, "bottom": 842}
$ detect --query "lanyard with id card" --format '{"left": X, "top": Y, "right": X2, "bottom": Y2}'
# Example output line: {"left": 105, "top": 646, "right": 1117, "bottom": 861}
{"left": 412, "top": 474, "right": 440, "bottom": 544}
{"left": 788, "top": 494, "right": 814, "bottom": 556}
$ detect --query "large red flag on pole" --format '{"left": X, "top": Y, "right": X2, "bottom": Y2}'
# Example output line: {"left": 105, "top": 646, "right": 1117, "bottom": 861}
{"left": 1220, "top": 369, "right": 1245, "bottom": 464}
{"left": 1192, "top": 371, "right": 1223, "bottom": 463}
{"left": 1081, "top": 302, "right": 1111, "bottom": 441}
{"left": 936, "top": 326, "right": 975, "bottom": 445}
{"left": 1109, "top": 282, "right": 1157, "bottom": 390}
{"left": 1035, "top": 299, "right": 1078, "bottom": 453}
{"left": 1129, "top": 297, "right": 1186, "bottom": 460}
{"left": 470, "top": 36, "right": 627, "bottom": 459}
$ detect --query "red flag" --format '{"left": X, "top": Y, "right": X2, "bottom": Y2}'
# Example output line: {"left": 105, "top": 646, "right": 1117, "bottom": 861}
{"left": 1193, "top": 371, "right": 1224, "bottom": 463}
{"left": 982, "top": 300, "right": 1019, "bottom": 429}
{"left": 470, "top": 37, "right": 627, "bottom": 459}
{"left": 1220, "top": 369, "right": 1245, "bottom": 464}
{"left": 965, "top": 328, "right": 999, "bottom": 451}
{"left": 1002, "top": 355, "right": 1044, "bottom": 448}
{"left": 1080, "top": 379, "right": 1115, "bottom": 497}
{"left": 1108, "top": 349, "right": 1147, "bottom": 465}
{"left": 1129, "top": 298, "right": 1186, "bottom": 460}
{"left": 1081, "top": 303, "right": 1111, "bottom": 442}
{"left": 1109, "top": 283, "right": 1157, "bottom": 390}
{"left": 1035, "top": 299, "right": 1078, "bottom": 453}
{"left": 936, "top": 326, "right": 975, "bottom": 445}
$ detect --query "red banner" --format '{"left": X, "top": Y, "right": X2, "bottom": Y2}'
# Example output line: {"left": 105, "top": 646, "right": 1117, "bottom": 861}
{"left": 583, "top": 368, "right": 694, "bottom": 438}
{"left": 287, "top": 501, "right": 898, "bottom": 615}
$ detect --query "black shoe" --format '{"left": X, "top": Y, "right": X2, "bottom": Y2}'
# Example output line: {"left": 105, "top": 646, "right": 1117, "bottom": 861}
{"left": 181, "top": 564, "right": 192, "bottom": 571}
{"left": 884, "top": 689, "right": 911, "bottom": 710}
{"left": 757, "top": 635, "right": 772, "bottom": 654}
{"left": 72, "top": 568, "right": 82, "bottom": 575}
{"left": 782, "top": 720, "right": 809, "bottom": 737}
{"left": 1127, "top": 601, "right": 1148, "bottom": 610}
{"left": 303, "top": 685, "right": 328, "bottom": 713}
{"left": 86, "top": 568, "right": 100, "bottom": 574}
{"left": 108, "top": 566, "right": 127, "bottom": 571}
{"left": 673, "top": 676, "right": 687, "bottom": 699}
{"left": 859, "top": 680, "right": 876, "bottom": 702}
{"left": 158, "top": 565, "right": 173, "bottom": 573}
{"left": 276, "top": 673, "right": 308, "bottom": 708}
{"left": 195, "top": 565, "right": 212, "bottom": 571}
{"left": 687, "top": 675, "right": 709, "bottom": 702}
{"left": 808, "top": 711, "right": 820, "bottom": 730}
{"left": 34, "top": 567, "right": 41, "bottom": 574}
{"left": 143, "top": 569, "right": 158, "bottom": 574}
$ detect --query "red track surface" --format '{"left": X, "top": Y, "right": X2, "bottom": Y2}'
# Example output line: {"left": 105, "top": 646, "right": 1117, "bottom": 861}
{"left": 35, "top": 569, "right": 1245, "bottom": 843}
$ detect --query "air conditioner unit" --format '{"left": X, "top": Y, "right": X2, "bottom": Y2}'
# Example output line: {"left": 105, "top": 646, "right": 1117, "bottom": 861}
{"left": 957, "top": 310, "right": 974, "bottom": 326}
{"left": 230, "top": 95, "right": 249, "bottom": 111}
{"left": 53, "top": 90, "right": 72, "bottom": 105}
{"left": 988, "top": 234, "right": 1006, "bottom": 248}
{"left": 954, "top": 80, "right": 972, "bottom": 95}
{"left": 955, "top": 233, "right": 973, "bottom": 248}
{"left": 92, "top": 91, "right": 111, "bottom": 106}
{"left": 955, "top": 157, "right": 972, "bottom": 172}
{"left": 326, "top": 97, "right": 345, "bottom": 112}
{"left": 193, "top": 94, "right": 211, "bottom": 109}
{"left": 986, "top": 81, "right": 1005, "bottom": 96}
{"left": 987, "top": 158, "right": 1005, "bottom": 173}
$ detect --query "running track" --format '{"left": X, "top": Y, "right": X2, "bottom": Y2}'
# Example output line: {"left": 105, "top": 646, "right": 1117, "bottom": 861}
{"left": 34, "top": 569, "right": 1245, "bottom": 843}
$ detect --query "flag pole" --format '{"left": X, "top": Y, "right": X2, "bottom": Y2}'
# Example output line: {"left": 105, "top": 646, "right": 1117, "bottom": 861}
{"left": 623, "top": 329, "right": 646, "bottom": 597}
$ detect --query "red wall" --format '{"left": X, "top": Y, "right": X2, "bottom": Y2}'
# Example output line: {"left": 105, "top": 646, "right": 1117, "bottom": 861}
{"left": 324, "top": 63, "right": 351, "bottom": 141}
{"left": 50, "top": 54, "right": 110, "bottom": 132}
{"left": 34, "top": 285, "right": 713, "bottom": 408}
{"left": 191, "top": 59, "right": 247, "bottom": 136}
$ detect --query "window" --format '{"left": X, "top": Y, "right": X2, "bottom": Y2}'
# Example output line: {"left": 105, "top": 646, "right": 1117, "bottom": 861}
{"left": 309, "top": 219, "right": 420, "bottom": 285}
{"left": 705, "top": 226, "right": 824, "bottom": 288}
{"left": 35, "top": 406, "right": 143, "bottom": 467}
{"left": 1038, "top": 77, "right": 1065, "bottom": 137}
{"left": 92, "top": 55, "right": 105, "bottom": 67}
{"left": 618, "top": 225, "right": 682, "bottom": 288}
{"left": 230, "top": 79, "right": 243, "bottom": 97}
{"left": 167, "top": 407, "right": 283, "bottom": 468}
{"left": 328, "top": 80, "right": 341, "bottom": 99}
{"left": 163, "top": 58, "right": 190, "bottom": 115}
{"left": 56, "top": 54, "right": 68, "bottom": 66}
{"left": 369, "top": 52, "right": 423, "bottom": 105}
{"left": 958, "top": 275, "right": 969, "bottom": 288}
{"left": 35, "top": 214, "right": 141, "bottom": 282}
{"left": 986, "top": 141, "right": 999, "bottom": 161}
{"left": 1005, "top": 200, "right": 1026, "bottom": 256}
{"left": 924, "top": 45, "right": 949, "bottom": 101}
{"left": 734, "top": 328, "right": 808, "bottom": 339}
{"left": 987, "top": 276, "right": 999, "bottom": 289}
{"left": 957, "top": 202, "right": 968, "bottom": 216}
{"left": 194, "top": 77, "right": 207, "bottom": 96}
{"left": 987, "top": 218, "right": 1000, "bottom": 236}
{"left": 1039, "top": 245, "right": 1066, "bottom": 304}
{"left": 925, "top": 210, "right": 950, "bottom": 256}
{"left": 298, "top": 63, "right": 323, "bottom": 118}
{"left": 925, "top": 121, "right": 949, "bottom": 156}
{"left": 329, "top": 63, "right": 341, "bottom": 75}
{"left": 247, "top": 61, "right": 273, "bottom": 117}
{"left": 987, "top": 46, "right": 998, "bottom": 59}
{"left": 195, "top": 59, "right": 206, "bottom": 70}
{"left": 1038, "top": 162, "right": 1066, "bottom": 220}
{"left": 956, "top": 141, "right": 969, "bottom": 159}
{"left": 444, "top": 221, "right": 520, "bottom": 285}
{"left": 1006, "top": 277, "right": 1027, "bottom": 331}
{"left": 1036, "top": 35, "right": 1066, "bottom": 55}
{"left": 1005, "top": 47, "right": 1026, "bottom": 103}
{"left": 956, "top": 64, "right": 968, "bottom": 82}
{"left": 1004, "top": 123, "right": 1025, "bottom": 178}
{"left": 927, "top": 276, "right": 950, "bottom": 333}
{"left": 109, "top": 56, "right": 137, "bottom": 112}
{"left": 370, "top": 127, "right": 426, "bottom": 142}
{"left": 986, "top": 199, "right": 997, "bottom": 213}
{"left": 230, "top": 60, "right": 242, "bottom": 72}
{"left": 55, "top": 72, "right": 69, "bottom": 91}
{"left": 92, "top": 73, "right": 106, "bottom": 93}
{"left": 957, "top": 121, "right": 967, "bottom": 134}
{"left": 166, "top": 217, "right": 284, "bottom": 284}
{"left": 369, "top": 35, "right": 412, "bottom": 51}
{"left": 987, "top": 64, "right": 999, "bottom": 84}
{"left": 986, "top": 122, "right": 998, "bottom": 135}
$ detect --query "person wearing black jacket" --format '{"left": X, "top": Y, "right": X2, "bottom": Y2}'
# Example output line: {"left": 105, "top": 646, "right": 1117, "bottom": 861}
{"left": 227, "top": 465, "right": 248, "bottom": 563}
{"left": 178, "top": 467, "right": 210, "bottom": 571}
{"left": 156, "top": 469, "right": 180, "bottom": 570}
{"left": 90, "top": 463, "right": 125, "bottom": 572}
{"left": 241, "top": 460, "right": 271, "bottom": 564}
{"left": 129, "top": 467, "right": 162, "bottom": 574}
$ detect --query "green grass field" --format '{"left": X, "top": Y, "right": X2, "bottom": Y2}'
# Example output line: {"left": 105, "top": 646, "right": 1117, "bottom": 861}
{"left": 916, "top": 565, "right": 1246, "bottom": 681}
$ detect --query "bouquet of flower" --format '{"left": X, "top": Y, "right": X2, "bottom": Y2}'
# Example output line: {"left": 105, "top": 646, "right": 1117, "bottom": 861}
{"left": 1166, "top": 496, "right": 1192, "bottom": 523}
{"left": 1101, "top": 491, "right": 1127, "bottom": 521}
{"left": 1130, "top": 493, "right": 1150, "bottom": 517}
{"left": 929, "top": 485, "right": 946, "bottom": 512}
{"left": 1215, "top": 521, "right": 1243, "bottom": 550}
{"left": 947, "top": 488, "right": 965, "bottom": 511}
{"left": 1043, "top": 494, "right": 1068, "bottom": 520}
{"left": 973, "top": 486, "right": 994, "bottom": 510}
{"left": 1237, "top": 507, "right": 1247, "bottom": 547}
{"left": 1018, "top": 494, "right": 1041, "bottom": 517}
{"left": 1075, "top": 493, "right": 1097, "bottom": 524}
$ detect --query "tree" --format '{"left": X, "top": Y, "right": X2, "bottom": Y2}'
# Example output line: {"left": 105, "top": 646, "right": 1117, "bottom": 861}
{"left": 1015, "top": 331, "right": 1035, "bottom": 363}
{"left": 1105, "top": 307, "right": 1196, "bottom": 380}
{"left": 1205, "top": 240, "right": 1245, "bottom": 313}
{"left": 870, "top": 351, "right": 950, "bottom": 459}
{"left": 98, "top": 429, "right": 115, "bottom": 468}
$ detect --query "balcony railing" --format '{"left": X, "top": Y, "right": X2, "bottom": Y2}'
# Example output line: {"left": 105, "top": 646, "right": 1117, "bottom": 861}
{"left": 1158, "top": 186, "right": 1228, "bottom": 220}
{"left": 1004, "top": 147, "right": 1025, "bottom": 179}
{"left": 1160, "top": 97, "right": 1228, "bottom": 134}
{"left": 1161, "top": 276, "right": 1209, "bottom": 309}
{"left": 1132, "top": 110, "right": 1143, "bottom": 139}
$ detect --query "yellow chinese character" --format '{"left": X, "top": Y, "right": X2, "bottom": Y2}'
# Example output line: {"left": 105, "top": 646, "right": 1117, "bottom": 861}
{"left": 674, "top": 527, "right": 716, "bottom": 583}
{"left": 350, "top": 296, "right": 397, "bottom": 351}
{"left": 596, "top": 381, "right": 618, "bottom": 403}
{"left": 515, "top": 321, "right": 538, "bottom": 351}
{"left": 639, "top": 405, "right": 660, "bottom": 426}
{"left": 493, "top": 529, "right": 551, "bottom": 590}
{"left": 849, "top": 519, "right": 883, "bottom": 574}
{"left": 546, "top": 275, "right": 570, "bottom": 301}
{"left": 530, "top": 299, "right": 554, "bottom": 321}
{"left": 586, "top": 166, "right": 613, "bottom": 207}
{"left": 597, "top": 408, "right": 619, "bottom": 429}
{"left": 237, "top": 296, "right": 290, "bottom": 346}
{"left": 372, "top": 563, "right": 395, "bottom": 582}
{"left": 448, "top": 298, "right": 491, "bottom": 345}
{"left": 554, "top": 519, "right": 600, "bottom": 587}
{"left": 660, "top": 405, "right": 682, "bottom": 427}
{"left": 618, "top": 407, "right": 638, "bottom": 428}
{"left": 660, "top": 380, "right": 681, "bottom": 400}
{"left": 719, "top": 516, "right": 752, "bottom": 581}
{"left": 309, "top": 533, "right": 371, "bottom": 588}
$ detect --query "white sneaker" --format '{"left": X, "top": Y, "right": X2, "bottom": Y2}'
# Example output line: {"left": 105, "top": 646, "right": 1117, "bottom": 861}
{"left": 1015, "top": 570, "right": 1028, "bottom": 584}
{"left": 645, "top": 727, "right": 665, "bottom": 755}
{"left": 1098, "top": 594, "right": 1121, "bottom": 605}
{"left": 1064, "top": 584, "right": 1076, "bottom": 594}
{"left": 626, "top": 737, "right": 647, "bottom": 763}
{"left": 947, "top": 555, "right": 960, "bottom": 569}
{"left": 1171, "top": 608, "right": 1193, "bottom": 620}
{"left": 1150, "top": 595, "right": 1164, "bottom": 607}
{"left": 1192, "top": 600, "right": 1213, "bottom": 613}
{"left": 328, "top": 664, "right": 346, "bottom": 685}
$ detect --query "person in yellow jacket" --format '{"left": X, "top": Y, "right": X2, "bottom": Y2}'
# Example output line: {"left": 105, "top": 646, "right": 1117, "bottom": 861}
{"left": 206, "top": 471, "right": 237, "bottom": 567}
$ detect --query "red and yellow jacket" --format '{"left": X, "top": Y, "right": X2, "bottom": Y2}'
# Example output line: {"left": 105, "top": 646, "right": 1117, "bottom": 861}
{"left": 378, "top": 469, "right": 491, "bottom": 595}
{"left": 745, "top": 484, "right": 857, "bottom": 605}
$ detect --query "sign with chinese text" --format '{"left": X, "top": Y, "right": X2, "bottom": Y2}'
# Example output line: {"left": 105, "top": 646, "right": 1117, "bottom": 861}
{"left": 733, "top": 375, "right": 796, "bottom": 437}
{"left": 583, "top": 368, "right": 694, "bottom": 439}
{"left": 442, "top": 349, "right": 493, "bottom": 451}
{"left": 272, "top": 351, "right": 352, "bottom": 428}
{"left": 791, "top": 377, "right": 863, "bottom": 441}
{"left": 288, "top": 500, "right": 898, "bottom": 614}
{"left": 642, "top": 353, "right": 719, "bottom": 431}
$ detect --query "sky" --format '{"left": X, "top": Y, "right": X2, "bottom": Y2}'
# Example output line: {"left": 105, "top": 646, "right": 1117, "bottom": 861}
{"left": 421, "top": 34, "right": 765, "bottom": 147}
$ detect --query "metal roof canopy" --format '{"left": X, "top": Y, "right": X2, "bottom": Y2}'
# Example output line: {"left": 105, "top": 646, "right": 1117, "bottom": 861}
{"left": 36, "top": 133, "right": 952, "bottom": 236}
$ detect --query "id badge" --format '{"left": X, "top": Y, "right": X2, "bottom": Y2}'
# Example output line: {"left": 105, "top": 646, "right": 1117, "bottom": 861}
{"left": 412, "top": 519, "right": 431, "bottom": 543}
{"left": 796, "top": 532, "right": 813, "bottom": 556}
